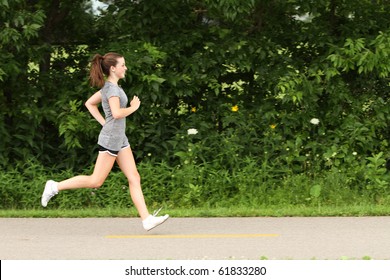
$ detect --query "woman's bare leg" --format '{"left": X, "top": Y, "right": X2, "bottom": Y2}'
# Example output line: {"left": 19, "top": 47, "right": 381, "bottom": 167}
{"left": 115, "top": 146, "right": 149, "bottom": 220}
{"left": 58, "top": 152, "right": 116, "bottom": 191}
{"left": 41, "top": 152, "right": 116, "bottom": 207}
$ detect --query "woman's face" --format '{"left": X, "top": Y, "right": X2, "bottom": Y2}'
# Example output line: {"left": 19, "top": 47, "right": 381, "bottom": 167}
{"left": 111, "top": 57, "right": 127, "bottom": 79}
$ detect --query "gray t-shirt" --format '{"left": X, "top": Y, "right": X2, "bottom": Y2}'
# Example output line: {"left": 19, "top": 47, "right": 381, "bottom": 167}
{"left": 97, "top": 81, "right": 130, "bottom": 151}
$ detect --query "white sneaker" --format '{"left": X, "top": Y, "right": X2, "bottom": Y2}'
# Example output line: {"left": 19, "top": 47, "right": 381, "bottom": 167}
{"left": 41, "top": 180, "right": 58, "bottom": 207}
{"left": 142, "top": 208, "right": 169, "bottom": 231}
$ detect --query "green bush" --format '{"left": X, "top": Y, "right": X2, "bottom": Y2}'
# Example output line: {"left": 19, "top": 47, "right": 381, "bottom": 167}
{"left": 1, "top": 1, "right": 389, "bottom": 211}
{"left": 1, "top": 156, "right": 388, "bottom": 211}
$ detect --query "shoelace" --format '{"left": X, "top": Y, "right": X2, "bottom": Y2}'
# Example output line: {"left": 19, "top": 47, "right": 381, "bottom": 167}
{"left": 152, "top": 207, "right": 163, "bottom": 216}
{"left": 44, "top": 187, "right": 58, "bottom": 199}
{"left": 44, "top": 192, "right": 57, "bottom": 200}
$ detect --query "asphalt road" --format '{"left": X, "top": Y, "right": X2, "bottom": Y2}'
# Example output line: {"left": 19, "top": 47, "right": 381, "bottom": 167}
{"left": 1, "top": 217, "right": 389, "bottom": 260}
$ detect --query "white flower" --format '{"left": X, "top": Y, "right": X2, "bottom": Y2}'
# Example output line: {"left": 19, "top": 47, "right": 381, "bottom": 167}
{"left": 310, "top": 118, "right": 320, "bottom": 125}
{"left": 353, "top": 152, "right": 357, "bottom": 156}
{"left": 187, "top": 128, "right": 198, "bottom": 135}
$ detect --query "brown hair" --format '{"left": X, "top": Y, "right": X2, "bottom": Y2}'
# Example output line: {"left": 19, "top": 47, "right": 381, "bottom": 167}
{"left": 89, "top": 52, "right": 123, "bottom": 88}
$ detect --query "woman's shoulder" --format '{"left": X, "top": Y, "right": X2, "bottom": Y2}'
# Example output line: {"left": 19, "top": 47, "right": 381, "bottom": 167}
{"left": 101, "top": 82, "right": 121, "bottom": 97}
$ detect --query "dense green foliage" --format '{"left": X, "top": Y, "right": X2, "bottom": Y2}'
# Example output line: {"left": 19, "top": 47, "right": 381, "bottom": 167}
{"left": 0, "top": 0, "right": 389, "bottom": 210}
{"left": 1, "top": 158, "right": 389, "bottom": 211}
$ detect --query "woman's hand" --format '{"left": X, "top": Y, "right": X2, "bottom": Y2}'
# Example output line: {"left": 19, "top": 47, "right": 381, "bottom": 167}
{"left": 130, "top": 96, "right": 141, "bottom": 111}
{"left": 109, "top": 95, "right": 141, "bottom": 119}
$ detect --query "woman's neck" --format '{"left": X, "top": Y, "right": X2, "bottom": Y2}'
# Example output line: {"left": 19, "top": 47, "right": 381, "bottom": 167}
{"left": 106, "top": 77, "right": 119, "bottom": 85}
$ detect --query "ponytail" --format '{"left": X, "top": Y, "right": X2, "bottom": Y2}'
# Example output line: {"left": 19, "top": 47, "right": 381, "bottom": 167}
{"left": 89, "top": 52, "right": 123, "bottom": 88}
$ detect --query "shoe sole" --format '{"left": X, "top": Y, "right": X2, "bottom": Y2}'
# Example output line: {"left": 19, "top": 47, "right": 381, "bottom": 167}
{"left": 146, "top": 216, "right": 169, "bottom": 231}
{"left": 41, "top": 180, "right": 55, "bottom": 207}
{"left": 41, "top": 182, "right": 49, "bottom": 207}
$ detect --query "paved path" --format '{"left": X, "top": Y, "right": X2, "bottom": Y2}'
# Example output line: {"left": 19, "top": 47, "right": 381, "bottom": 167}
{"left": 1, "top": 217, "right": 389, "bottom": 260}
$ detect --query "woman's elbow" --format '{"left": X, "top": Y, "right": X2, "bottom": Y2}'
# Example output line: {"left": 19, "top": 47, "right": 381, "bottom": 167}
{"left": 112, "top": 112, "right": 122, "bottom": 119}
{"left": 85, "top": 101, "right": 92, "bottom": 109}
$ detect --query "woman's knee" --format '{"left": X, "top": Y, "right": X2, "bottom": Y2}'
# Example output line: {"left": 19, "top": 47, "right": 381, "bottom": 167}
{"left": 89, "top": 176, "right": 105, "bottom": 189}
{"left": 127, "top": 172, "right": 141, "bottom": 186}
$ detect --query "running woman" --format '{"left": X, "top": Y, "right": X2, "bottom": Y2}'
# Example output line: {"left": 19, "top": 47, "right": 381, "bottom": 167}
{"left": 41, "top": 52, "right": 169, "bottom": 231}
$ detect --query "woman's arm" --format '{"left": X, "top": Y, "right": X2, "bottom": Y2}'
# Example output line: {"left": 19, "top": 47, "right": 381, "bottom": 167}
{"left": 109, "top": 95, "right": 141, "bottom": 119}
{"left": 85, "top": 91, "right": 105, "bottom": 126}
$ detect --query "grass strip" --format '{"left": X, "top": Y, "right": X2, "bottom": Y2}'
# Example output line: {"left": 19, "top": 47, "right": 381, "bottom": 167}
{"left": 0, "top": 204, "right": 389, "bottom": 218}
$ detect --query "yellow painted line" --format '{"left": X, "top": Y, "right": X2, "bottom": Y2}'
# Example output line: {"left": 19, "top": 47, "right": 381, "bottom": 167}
{"left": 105, "top": 233, "right": 279, "bottom": 239}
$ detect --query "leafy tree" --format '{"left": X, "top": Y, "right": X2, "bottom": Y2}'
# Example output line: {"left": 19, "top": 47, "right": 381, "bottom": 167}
{"left": 0, "top": 0, "right": 45, "bottom": 166}
{"left": 1, "top": 0, "right": 389, "bottom": 184}
{"left": 0, "top": 0, "right": 97, "bottom": 169}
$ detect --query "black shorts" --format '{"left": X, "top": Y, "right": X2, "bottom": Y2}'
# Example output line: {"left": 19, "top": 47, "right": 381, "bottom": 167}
{"left": 98, "top": 145, "right": 130, "bottom": 157}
